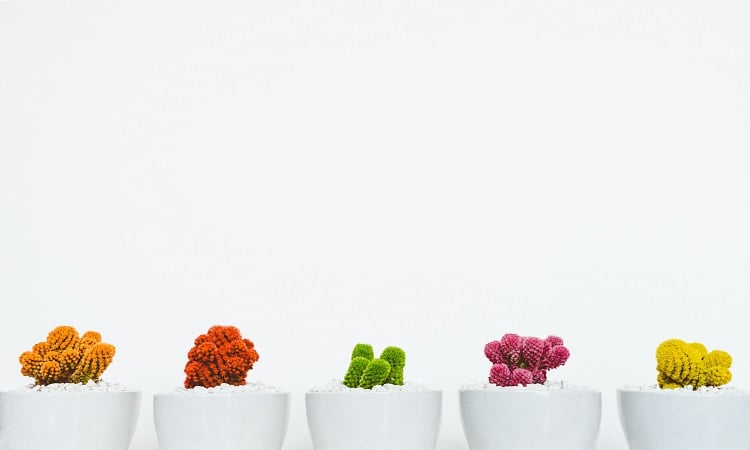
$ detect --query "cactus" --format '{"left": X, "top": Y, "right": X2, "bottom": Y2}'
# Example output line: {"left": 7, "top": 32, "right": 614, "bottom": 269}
{"left": 380, "top": 346, "right": 406, "bottom": 385}
{"left": 485, "top": 333, "right": 569, "bottom": 387}
{"left": 352, "top": 343, "right": 374, "bottom": 360}
{"left": 343, "top": 343, "right": 406, "bottom": 389}
{"left": 184, "top": 325, "right": 260, "bottom": 388}
{"left": 359, "top": 359, "right": 391, "bottom": 389}
{"left": 344, "top": 357, "right": 371, "bottom": 388}
{"left": 19, "top": 325, "right": 116, "bottom": 385}
{"left": 656, "top": 338, "right": 732, "bottom": 389}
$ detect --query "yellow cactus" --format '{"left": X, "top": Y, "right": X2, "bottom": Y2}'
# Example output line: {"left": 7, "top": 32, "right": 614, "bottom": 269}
{"left": 19, "top": 325, "right": 116, "bottom": 385}
{"left": 656, "top": 339, "right": 732, "bottom": 390}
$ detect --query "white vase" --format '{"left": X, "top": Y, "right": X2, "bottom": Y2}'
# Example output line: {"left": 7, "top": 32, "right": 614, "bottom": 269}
{"left": 305, "top": 390, "right": 442, "bottom": 450}
{"left": 0, "top": 390, "right": 141, "bottom": 450}
{"left": 153, "top": 391, "right": 290, "bottom": 450}
{"left": 617, "top": 387, "right": 750, "bottom": 450}
{"left": 459, "top": 388, "right": 601, "bottom": 450}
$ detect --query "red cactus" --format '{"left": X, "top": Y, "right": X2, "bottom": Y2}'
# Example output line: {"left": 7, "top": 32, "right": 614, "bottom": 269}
{"left": 485, "top": 334, "right": 569, "bottom": 387}
{"left": 184, "top": 325, "right": 259, "bottom": 388}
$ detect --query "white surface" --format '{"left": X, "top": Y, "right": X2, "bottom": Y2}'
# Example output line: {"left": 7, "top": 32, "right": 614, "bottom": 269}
{"left": 617, "top": 388, "right": 750, "bottom": 450}
{"left": 153, "top": 391, "right": 290, "bottom": 450}
{"left": 1, "top": 1, "right": 750, "bottom": 450}
{"left": 0, "top": 390, "right": 141, "bottom": 450}
{"left": 306, "top": 390, "right": 442, "bottom": 450}
{"left": 459, "top": 388, "right": 601, "bottom": 450}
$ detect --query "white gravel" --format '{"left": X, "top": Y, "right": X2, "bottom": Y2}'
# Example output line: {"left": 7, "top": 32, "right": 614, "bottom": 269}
{"left": 310, "top": 380, "right": 431, "bottom": 393}
{"left": 461, "top": 380, "right": 596, "bottom": 391}
{"left": 19, "top": 380, "right": 133, "bottom": 392}
{"left": 174, "top": 382, "right": 282, "bottom": 394}
{"left": 621, "top": 384, "right": 746, "bottom": 394}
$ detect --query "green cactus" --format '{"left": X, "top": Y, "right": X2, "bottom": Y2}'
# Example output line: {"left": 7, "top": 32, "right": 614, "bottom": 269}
{"left": 342, "top": 343, "right": 406, "bottom": 389}
{"left": 351, "top": 343, "right": 374, "bottom": 360}
{"left": 344, "top": 356, "right": 370, "bottom": 388}
{"left": 359, "top": 359, "right": 391, "bottom": 389}
{"left": 380, "top": 346, "right": 406, "bottom": 385}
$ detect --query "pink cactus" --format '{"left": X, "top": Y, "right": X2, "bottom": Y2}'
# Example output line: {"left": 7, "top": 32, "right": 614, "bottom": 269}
{"left": 485, "top": 334, "right": 569, "bottom": 387}
{"left": 489, "top": 363, "right": 511, "bottom": 385}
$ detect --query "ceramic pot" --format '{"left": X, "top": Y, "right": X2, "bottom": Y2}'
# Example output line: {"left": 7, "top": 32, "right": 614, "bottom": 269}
{"left": 153, "top": 391, "right": 290, "bottom": 450}
{"left": 305, "top": 390, "right": 442, "bottom": 450}
{"left": 0, "top": 390, "right": 141, "bottom": 450}
{"left": 459, "top": 388, "right": 601, "bottom": 450}
{"left": 617, "top": 387, "right": 750, "bottom": 450}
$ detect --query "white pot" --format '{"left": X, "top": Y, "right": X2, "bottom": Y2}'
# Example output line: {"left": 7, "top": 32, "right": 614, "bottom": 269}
{"left": 305, "top": 390, "right": 442, "bottom": 450}
{"left": 459, "top": 388, "right": 601, "bottom": 450}
{"left": 0, "top": 390, "right": 141, "bottom": 450}
{"left": 617, "top": 387, "right": 750, "bottom": 450}
{"left": 153, "top": 391, "right": 290, "bottom": 450}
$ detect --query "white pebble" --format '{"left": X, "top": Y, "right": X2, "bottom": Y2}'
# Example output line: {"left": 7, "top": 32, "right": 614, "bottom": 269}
{"left": 309, "top": 379, "right": 431, "bottom": 393}
{"left": 461, "top": 380, "right": 595, "bottom": 391}
{"left": 621, "top": 384, "right": 746, "bottom": 394}
{"left": 19, "top": 380, "right": 133, "bottom": 392}
{"left": 175, "top": 382, "right": 281, "bottom": 394}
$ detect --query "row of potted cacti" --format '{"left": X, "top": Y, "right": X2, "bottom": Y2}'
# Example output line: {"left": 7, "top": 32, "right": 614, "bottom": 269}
{"left": 11, "top": 325, "right": 734, "bottom": 391}
{"left": 0, "top": 325, "right": 746, "bottom": 450}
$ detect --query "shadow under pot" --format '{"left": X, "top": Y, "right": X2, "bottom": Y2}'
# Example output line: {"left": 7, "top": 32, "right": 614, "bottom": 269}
{"left": 459, "top": 387, "right": 601, "bottom": 450}
{"left": 0, "top": 389, "right": 141, "bottom": 450}
{"left": 153, "top": 391, "right": 290, "bottom": 450}
{"left": 306, "top": 390, "right": 442, "bottom": 450}
{"left": 617, "top": 387, "right": 750, "bottom": 450}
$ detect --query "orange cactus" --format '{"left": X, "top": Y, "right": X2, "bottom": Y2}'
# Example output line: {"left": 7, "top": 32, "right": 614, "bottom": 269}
{"left": 184, "top": 325, "right": 260, "bottom": 388}
{"left": 19, "top": 326, "right": 116, "bottom": 385}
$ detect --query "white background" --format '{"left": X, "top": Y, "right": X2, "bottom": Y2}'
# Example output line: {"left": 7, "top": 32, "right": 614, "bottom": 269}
{"left": 1, "top": 1, "right": 749, "bottom": 449}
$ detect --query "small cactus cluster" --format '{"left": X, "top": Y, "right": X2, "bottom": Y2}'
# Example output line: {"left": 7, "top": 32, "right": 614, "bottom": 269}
{"left": 656, "top": 339, "right": 732, "bottom": 389}
{"left": 184, "top": 325, "right": 260, "bottom": 388}
{"left": 485, "top": 333, "right": 569, "bottom": 386}
{"left": 19, "top": 325, "right": 116, "bottom": 385}
{"left": 343, "top": 344, "right": 406, "bottom": 389}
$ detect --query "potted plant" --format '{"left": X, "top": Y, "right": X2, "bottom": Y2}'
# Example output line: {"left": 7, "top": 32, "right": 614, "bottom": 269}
{"left": 305, "top": 343, "right": 442, "bottom": 450}
{"left": 617, "top": 338, "right": 750, "bottom": 450}
{"left": 0, "top": 325, "right": 141, "bottom": 450}
{"left": 459, "top": 333, "right": 601, "bottom": 450}
{"left": 153, "top": 325, "right": 290, "bottom": 450}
